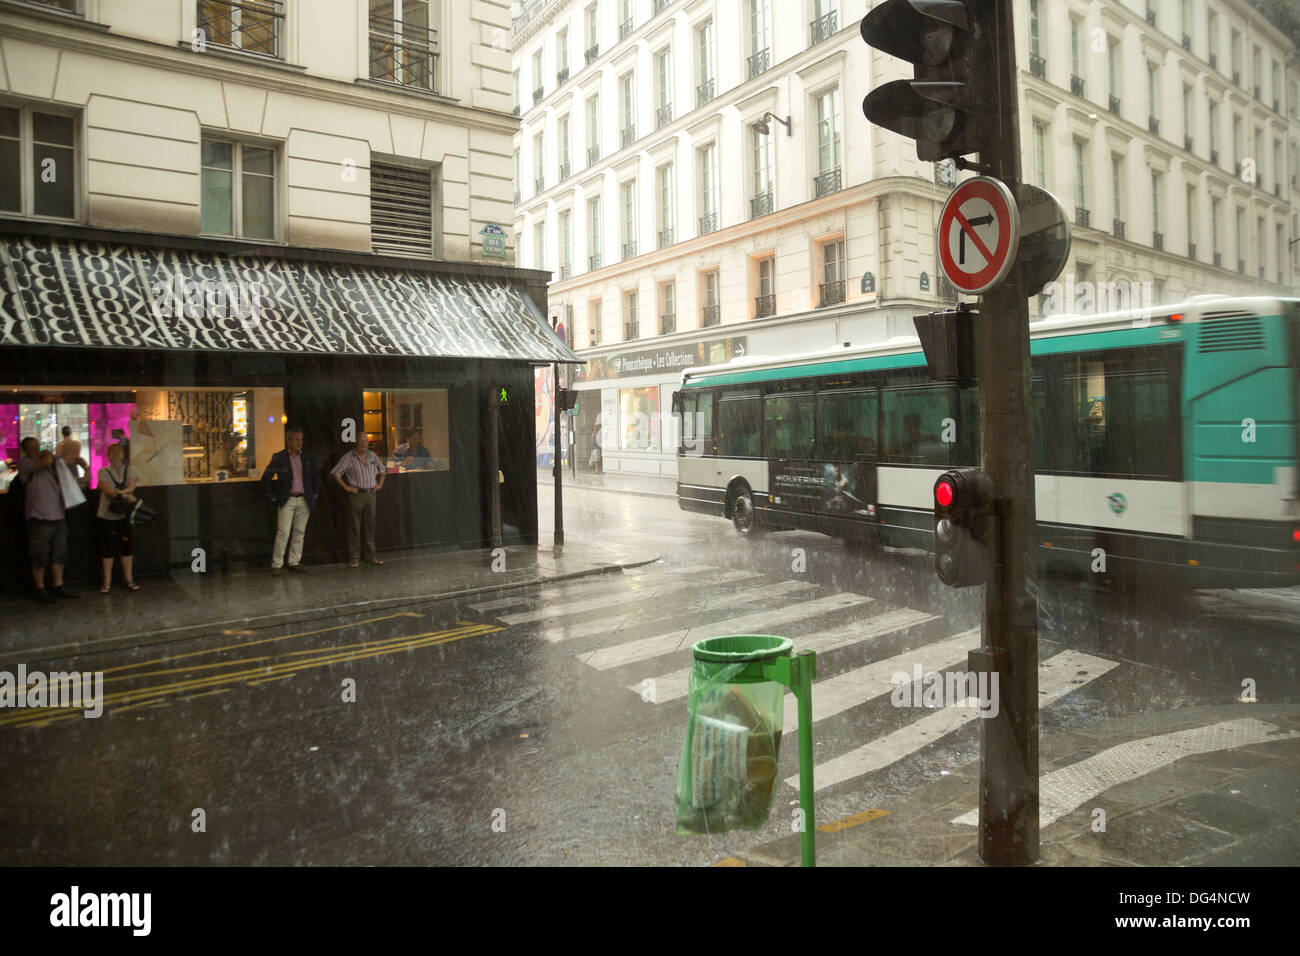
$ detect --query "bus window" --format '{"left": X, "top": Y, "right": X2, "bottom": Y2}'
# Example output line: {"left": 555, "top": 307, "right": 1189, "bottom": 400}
{"left": 717, "top": 389, "right": 760, "bottom": 458}
{"left": 681, "top": 390, "right": 714, "bottom": 455}
{"left": 816, "top": 389, "right": 878, "bottom": 461}
{"left": 763, "top": 393, "right": 814, "bottom": 460}
{"left": 881, "top": 386, "right": 959, "bottom": 465}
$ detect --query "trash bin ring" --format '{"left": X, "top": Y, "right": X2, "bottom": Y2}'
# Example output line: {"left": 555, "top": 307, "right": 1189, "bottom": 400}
{"left": 691, "top": 635, "right": 793, "bottom": 663}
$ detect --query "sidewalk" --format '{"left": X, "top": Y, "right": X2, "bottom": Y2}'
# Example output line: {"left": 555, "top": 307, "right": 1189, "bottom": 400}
{"left": 0, "top": 540, "right": 660, "bottom": 667}
{"left": 537, "top": 466, "right": 677, "bottom": 499}
{"left": 722, "top": 703, "right": 1300, "bottom": 867}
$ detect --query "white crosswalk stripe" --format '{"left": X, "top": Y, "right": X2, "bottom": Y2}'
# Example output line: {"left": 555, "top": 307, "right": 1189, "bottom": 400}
{"left": 949, "top": 717, "right": 1300, "bottom": 828}
{"left": 578, "top": 590, "right": 872, "bottom": 671}
{"left": 499, "top": 568, "right": 758, "bottom": 625}
{"left": 795, "top": 649, "right": 1119, "bottom": 791}
{"left": 469, "top": 564, "right": 717, "bottom": 612}
{"left": 631, "top": 607, "right": 941, "bottom": 705}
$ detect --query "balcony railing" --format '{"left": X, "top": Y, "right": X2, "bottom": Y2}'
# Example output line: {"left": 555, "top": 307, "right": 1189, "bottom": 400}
{"left": 1209, "top": 52, "right": 1216, "bottom": 70}
{"left": 1232, "top": 70, "right": 1240, "bottom": 86}
{"left": 1145, "top": 6, "right": 1156, "bottom": 26}
{"left": 1108, "top": 94, "right": 1121, "bottom": 115}
{"left": 1148, "top": 116, "right": 1159, "bottom": 135}
{"left": 657, "top": 227, "right": 675, "bottom": 249}
{"left": 1253, "top": 85, "right": 1261, "bottom": 100}
{"left": 559, "top": 160, "right": 571, "bottom": 180}
{"left": 1113, "top": 218, "right": 1125, "bottom": 239}
{"left": 750, "top": 189, "right": 773, "bottom": 219}
{"left": 818, "top": 279, "right": 846, "bottom": 308}
{"left": 1238, "top": 258, "right": 1245, "bottom": 273}
{"left": 1273, "top": 98, "right": 1280, "bottom": 113}
{"left": 655, "top": 0, "right": 671, "bottom": 14}
{"left": 1213, "top": 252, "right": 1221, "bottom": 267}
{"left": 588, "top": 145, "right": 601, "bottom": 164}
{"left": 809, "top": 10, "right": 838, "bottom": 46}
{"left": 619, "top": 17, "right": 633, "bottom": 40}
{"left": 534, "top": 177, "right": 544, "bottom": 193}
{"left": 814, "top": 167, "right": 842, "bottom": 198}
{"left": 585, "top": 43, "right": 599, "bottom": 65}
{"left": 698, "top": 211, "right": 718, "bottom": 235}
{"left": 511, "top": 104, "right": 520, "bottom": 117}
{"left": 622, "top": 240, "right": 637, "bottom": 260}
{"left": 754, "top": 293, "right": 776, "bottom": 318}
{"left": 1184, "top": 135, "right": 1193, "bottom": 151}
{"left": 1188, "top": 242, "right": 1197, "bottom": 259}
{"left": 1075, "top": 205, "right": 1090, "bottom": 227}
{"left": 513, "top": 189, "right": 520, "bottom": 205}
{"left": 1182, "top": 34, "right": 1191, "bottom": 50}
{"left": 1153, "top": 230, "right": 1164, "bottom": 251}
{"left": 1235, "top": 160, "right": 1244, "bottom": 177}
{"left": 1210, "top": 148, "right": 1218, "bottom": 165}
{"left": 589, "top": 329, "right": 601, "bottom": 346}
{"left": 1029, "top": 53, "right": 1045, "bottom": 78}
{"left": 532, "top": 86, "right": 544, "bottom": 105}
{"left": 696, "top": 79, "right": 716, "bottom": 107}
{"left": 747, "top": 48, "right": 770, "bottom": 79}
{"left": 656, "top": 104, "right": 673, "bottom": 129}
{"left": 1070, "top": 74, "right": 1085, "bottom": 97}
{"left": 659, "top": 313, "right": 676, "bottom": 334}
{"left": 369, "top": 11, "right": 438, "bottom": 92}
{"left": 556, "top": 66, "right": 569, "bottom": 84}
{"left": 701, "top": 304, "right": 720, "bottom": 327}
{"left": 621, "top": 126, "right": 635, "bottom": 148}
{"left": 560, "top": 264, "right": 572, "bottom": 280}
{"left": 624, "top": 322, "right": 639, "bottom": 340}
{"left": 199, "top": 0, "right": 285, "bottom": 57}
{"left": 589, "top": 253, "right": 602, "bottom": 271}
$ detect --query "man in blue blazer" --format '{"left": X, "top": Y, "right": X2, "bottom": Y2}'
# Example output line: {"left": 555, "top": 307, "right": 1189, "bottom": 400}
{"left": 261, "top": 427, "right": 317, "bottom": 575}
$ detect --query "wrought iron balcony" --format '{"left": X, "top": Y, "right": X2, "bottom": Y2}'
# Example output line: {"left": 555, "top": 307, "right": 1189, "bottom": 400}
{"left": 624, "top": 322, "right": 639, "bottom": 340}
{"left": 559, "top": 160, "right": 571, "bottom": 180}
{"left": 747, "top": 48, "right": 770, "bottom": 79}
{"left": 698, "top": 211, "right": 718, "bottom": 235}
{"left": 656, "top": 104, "right": 673, "bottom": 129}
{"left": 654, "top": 0, "right": 671, "bottom": 14}
{"left": 369, "top": 10, "right": 438, "bottom": 92}
{"left": 588, "top": 253, "right": 602, "bottom": 270}
{"left": 809, "top": 10, "right": 838, "bottom": 46}
{"left": 513, "top": 189, "right": 520, "bottom": 205}
{"left": 818, "top": 279, "right": 846, "bottom": 308}
{"left": 1184, "top": 135, "right": 1193, "bottom": 151}
{"left": 619, "top": 18, "right": 633, "bottom": 40}
{"left": 1148, "top": 116, "right": 1159, "bottom": 135}
{"left": 754, "top": 293, "right": 776, "bottom": 318}
{"left": 1075, "top": 205, "right": 1090, "bottom": 227}
{"left": 560, "top": 263, "right": 572, "bottom": 280}
{"left": 1029, "top": 53, "right": 1045, "bottom": 79}
{"left": 1182, "top": 34, "right": 1191, "bottom": 50}
{"left": 1188, "top": 242, "right": 1197, "bottom": 259}
{"left": 1152, "top": 230, "right": 1163, "bottom": 251}
{"left": 1145, "top": 6, "right": 1155, "bottom": 26}
{"left": 1209, "top": 52, "right": 1216, "bottom": 70}
{"left": 1273, "top": 98, "right": 1280, "bottom": 113}
{"left": 814, "top": 167, "right": 842, "bottom": 198}
{"left": 1070, "top": 74, "right": 1085, "bottom": 97}
{"left": 1232, "top": 70, "right": 1240, "bottom": 86}
{"left": 200, "top": 0, "right": 285, "bottom": 57}
{"left": 1275, "top": 182, "right": 1282, "bottom": 197}
{"left": 621, "top": 126, "right": 635, "bottom": 148}
{"left": 1109, "top": 94, "right": 1121, "bottom": 115}
{"left": 534, "top": 177, "right": 544, "bottom": 193}
{"left": 589, "top": 329, "right": 601, "bottom": 347}
{"left": 1253, "top": 85, "right": 1261, "bottom": 100}
{"left": 1213, "top": 252, "right": 1221, "bottom": 267}
{"left": 588, "top": 145, "right": 601, "bottom": 164}
{"left": 1210, "top": 148, "right": 1218, "bottom": 165}
{"left": 750, "top": 189, "right": 773, "bottom": 220}
{"left": 1112, "top": 218, "right": 1125, "bottom": 239}
{"left": 701, "top": 304, "right": 720, "bottom": 327}
{"left": 657, "top": 227, "right": 675, "bottom": 249}
{"left": 659, "top": 313, "right": 676, "bottom": 334}
{"left": 556, "top": 67, "right": 569, "bottom": 84}
{"left": 622, "top": 240, "right": 637, "bottom": 260}
{"left": 585, "top": 43, "right": 599, "bottom": 64}
{"left": 1238, "top": 258, "right": 1245, "bottom": 273}
{"left": 696, "top": 79, "right": 716, "bottom": 107}
{"left": 511, "top": 104, "right": 521, "bottom": 117}
{"left": 1259, "top": 265, "right": 1266, "bottom": 279}
{"left": 532, "top": 86, "right": 543, "bottom": 105}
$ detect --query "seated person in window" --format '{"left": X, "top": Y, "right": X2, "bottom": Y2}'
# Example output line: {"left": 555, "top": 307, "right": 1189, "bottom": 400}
{"left": 392, "top": 428, "right": 432, "bottom": 467}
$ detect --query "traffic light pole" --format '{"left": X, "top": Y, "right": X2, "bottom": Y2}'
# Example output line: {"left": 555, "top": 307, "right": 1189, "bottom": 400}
{"left": 553, "top": 362, "right": 564, "bottom": 547}
{"left": 970, "top": 0, "right": 1039, "bottom": 865}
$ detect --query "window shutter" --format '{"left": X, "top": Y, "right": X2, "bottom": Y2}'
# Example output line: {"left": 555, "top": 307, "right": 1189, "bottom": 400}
{"left": 371, "top": 162, "right": 433, "bottom": 257}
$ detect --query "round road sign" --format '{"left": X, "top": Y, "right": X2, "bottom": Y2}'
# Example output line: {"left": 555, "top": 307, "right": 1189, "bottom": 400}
{"left": 1013, "top": 183, "right": 1071, "bottom": 297}
{"left": 936, "top": 176, "right": 1020, "bottom": 295}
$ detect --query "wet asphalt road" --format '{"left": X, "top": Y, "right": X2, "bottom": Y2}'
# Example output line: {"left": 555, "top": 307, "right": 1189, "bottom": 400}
{"left": 1, "top": 485, "right": 1297, "bottom": 865}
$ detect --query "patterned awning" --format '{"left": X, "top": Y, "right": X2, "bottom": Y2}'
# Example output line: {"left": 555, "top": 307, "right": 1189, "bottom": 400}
{"left": 0, "top": 234, "right": 579, "bottom": 363}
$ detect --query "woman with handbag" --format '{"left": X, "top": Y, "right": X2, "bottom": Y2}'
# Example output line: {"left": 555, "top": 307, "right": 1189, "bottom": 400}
{"left": 97, "top": 443, "right": 140, "bottom": 592}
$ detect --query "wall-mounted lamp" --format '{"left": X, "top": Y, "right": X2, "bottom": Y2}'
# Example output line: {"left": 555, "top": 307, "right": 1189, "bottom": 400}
{"left": 751, "top": 112, "right": 792, "bottom": 137}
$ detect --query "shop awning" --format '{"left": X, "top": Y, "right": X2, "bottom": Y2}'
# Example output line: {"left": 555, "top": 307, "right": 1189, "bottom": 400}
{"left": 0, "top": 234, "right": 581, "bottom": 363}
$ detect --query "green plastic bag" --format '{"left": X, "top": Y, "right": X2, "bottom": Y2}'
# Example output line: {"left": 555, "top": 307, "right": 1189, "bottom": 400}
{"left": 675, "top": 637, "right": 789, "bottom": 835}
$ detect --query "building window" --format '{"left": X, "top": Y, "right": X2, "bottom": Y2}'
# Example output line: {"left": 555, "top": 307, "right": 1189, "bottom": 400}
{"left": 198, "top": 1, "right": 284, "bottom": 57}
{"left": 533, "top": 221, "right": 546, "bottom": 271}
{"left": 620, "top": 72, "right": 636, "bottom": 147}
{"left": 655, "top": 48, "right": 673, "bottom": 128}
{"left": 1147, "top": 63, "right": 1159, "bottom": 128}
{"left": 364, "top": 387, "right": 450, "bottom": 470}
{"left": 368, "top": 0, "right": 438, "bottom": 93}
{"left": 1151, "top": 171, "right": 1162, "bottom": 244}
{"left": 1235, "top": 207, "right": 1244, "bottom": 271}
{"left": 556, "top": 27, "right": 569, "bottom": 81}
{"left": 558, "top": 114, "right": 571, "bottom": 178}
{"left": 560, "top": 209, "right": 572, "bottom": 277}
{"left": 750, "top": 126, "right": 773, "bottom": 218}
{"left": 588, "top": 196, "right": 602, "bottom": 271}
{"left": 819, "top": 237, "right": 846, "bottom": 307}
{"left": 588, "top": 299, "right": 602, "bottom": 346}
{"left": 1069, "top": 18, "right": 1081, "bottom": 89}
{"left": 748, "top": 0, "right": 771, "bottom": 78}
{"left": 371, "top": 161, "right": 433, "bottom": 257}
{"left": 624, "top": 289, "right": 639, "bottom": 340}
{"left": 1207, "top": 11, "right": 1217, "bottom": 64}
{"left": 1183, "top": 86, "right": 1193, "bottom": 147}
{"left": 585, "top": 3, "right": 599, "bottom": 62}
{"left": 660, "top": 281, "right": 676, "bottom": 334}
{"left": 1211, "top": 198, "right": 1220, "bottom": 261}
{"left": 201, "top": 138, "right": 275, "bottom": 240}
{"left": 701, "top": 270, "right": 720, "bottom": 326}
{"left": 587, "top": 96, "right": 601, "bottom": 163}
{"left": 620, "top": 0, "right": 635, "bottom": 38}
{"left": 810, "top": 0, "right": 838, "bottom": 46}
{"left": 657, "top": 163, "right": 675, "bottom": 248}
{"left": 19, "top": 0, "right": 81, "bottom": 11}
{"left": 696, "top": 18, "right": 716, "bottom": 106}
{"left": 754, "top": 255, "right": 775, "bottom": 317}
{"left": 815, "top": 87, "right": 842, "bottom": 196}
{"left": 531, "top": 47, "right": 544, "bottom": 104}
{"left": 1111, "top": 154, "right": 1123, "bottom": 225}
{"left": 620, "top": 180, "right": 637, "bottom": 260}
{"left": 533, "top": 131, "right": 544, "bottom": 193}
{"left": 1209, "top": 101, "right": 1218, "bottom": 158}
{"left": 512, "top": 70, "right": 521, "bottom": 115}
{"left": 1029, "top": 0, "right": 1040, "bottom": 59}
{"left": 1107, "top": 38, "right": 1119, "bottom": 104}
{"left": 1032, "top": 120, "right": 1046, "bottom": 188}
{"left": 0, "top": 104, "right": 78, "bottom": 220}
{"left": 1073, "top": 139, "right": 1087, "bottom": 222}
{"left": 1186, "top": 186, "right": 1196, "bottom": 257}
{"left": 698, "top": 143, "right": 718, "bottom": 234}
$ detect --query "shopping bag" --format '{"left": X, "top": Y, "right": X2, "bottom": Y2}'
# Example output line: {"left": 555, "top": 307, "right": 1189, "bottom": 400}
{"left": 54, "top": 459, "right": 87, "bottom": 509}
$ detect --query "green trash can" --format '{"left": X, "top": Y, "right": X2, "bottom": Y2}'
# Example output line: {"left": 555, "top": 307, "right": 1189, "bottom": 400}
{"left": 675, "top": 635, "right": 817, "bottom": 864}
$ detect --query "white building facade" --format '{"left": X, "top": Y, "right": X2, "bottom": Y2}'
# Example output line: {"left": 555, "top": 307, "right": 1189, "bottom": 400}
{"left": 512, "top": 0, "right": 1299, "bottom": 479}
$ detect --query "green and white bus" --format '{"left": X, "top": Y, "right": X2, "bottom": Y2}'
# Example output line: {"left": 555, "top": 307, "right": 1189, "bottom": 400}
{"left": 674, "top": 295, "right": 1300, "bottom": 588}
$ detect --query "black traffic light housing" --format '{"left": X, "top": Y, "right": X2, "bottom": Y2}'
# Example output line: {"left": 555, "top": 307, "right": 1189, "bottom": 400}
{"left": 860, "top": 0, "right": 996, "bottom": 162}
{"left": 933, "top": 468, "right": 994, "bottom": 587}
{"left": 913, "top": 303, "right": 976, "bottom": 385}
{"left": 558, "top": 388, "right": 578, "bottom": 413}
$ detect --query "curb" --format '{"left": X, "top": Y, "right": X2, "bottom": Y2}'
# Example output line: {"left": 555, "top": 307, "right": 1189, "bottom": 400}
{"left": 538, "top": 478, "right": 677, "bottom": 501}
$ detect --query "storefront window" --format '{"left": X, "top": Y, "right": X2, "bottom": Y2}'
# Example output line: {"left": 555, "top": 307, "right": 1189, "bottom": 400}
{"left": 0, "top": 386, "right": 284, "bottom": 490}
{"left": 364, "top": 387, "right": 450, "bottom": 472}
{"left": 619, "top": 386, "right": 659, "bottom": 451}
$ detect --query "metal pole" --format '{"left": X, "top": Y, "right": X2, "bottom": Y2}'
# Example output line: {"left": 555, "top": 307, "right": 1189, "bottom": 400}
{"left": 489, "top": 387, "right": 502, "bottom": 551}
{"left": 796, "top": 651, "right": 817, "bottom": 868}
{"left": 972, "top": 0, "right": 1039, "bottom": 865}
{"left": 552, "top": 363, "right": 564, "bottom": 547}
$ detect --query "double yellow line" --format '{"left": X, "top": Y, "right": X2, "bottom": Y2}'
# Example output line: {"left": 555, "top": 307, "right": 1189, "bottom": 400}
{"left": 1, "top": 614, "right": 502, "bottom": 730}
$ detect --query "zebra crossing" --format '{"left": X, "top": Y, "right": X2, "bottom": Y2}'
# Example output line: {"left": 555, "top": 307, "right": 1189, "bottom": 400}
{"left": 472, "top": 560, "right": 1267, "bottom": 823}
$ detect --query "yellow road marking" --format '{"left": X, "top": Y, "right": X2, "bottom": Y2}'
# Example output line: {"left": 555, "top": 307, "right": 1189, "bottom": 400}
{"left": 712, "top": 857, "right": 747, "bottom": 867}
{"left": 178, "top": 688, "right": 232, "bottom": 702}
{"left": 817, "top": 809, "right": 891, "bottom": 833}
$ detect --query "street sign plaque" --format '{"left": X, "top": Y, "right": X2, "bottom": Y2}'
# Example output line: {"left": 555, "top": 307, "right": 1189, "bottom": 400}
{"left": 936, "top": 176, "right": 1020, "bottom": 295}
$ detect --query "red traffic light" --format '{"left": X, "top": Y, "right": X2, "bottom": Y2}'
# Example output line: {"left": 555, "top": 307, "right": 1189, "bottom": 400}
{"left": 935, "top": 478, "right": 955, "bottom": 507}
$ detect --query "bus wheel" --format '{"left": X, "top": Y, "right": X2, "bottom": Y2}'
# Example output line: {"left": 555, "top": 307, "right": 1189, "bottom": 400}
{"left": 731, "top": 484, "right": 761, "bottom": 537}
